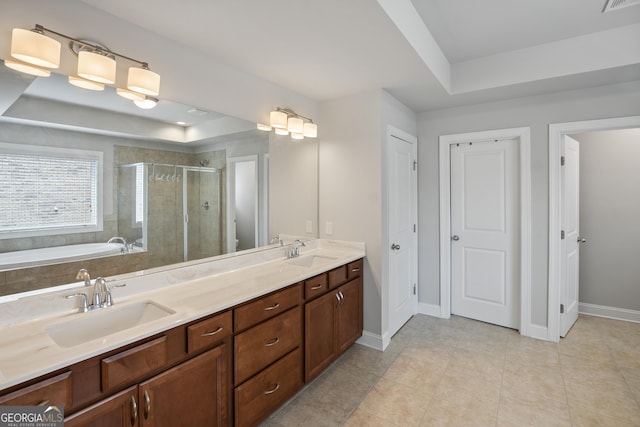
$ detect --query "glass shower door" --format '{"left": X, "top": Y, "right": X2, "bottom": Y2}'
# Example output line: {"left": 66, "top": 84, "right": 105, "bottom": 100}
{"left": 183, "top": 168, "right": 222, "bottom": 262}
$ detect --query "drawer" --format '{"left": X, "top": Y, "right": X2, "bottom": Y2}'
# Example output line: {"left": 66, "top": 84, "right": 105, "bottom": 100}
{"left": 234, "top": 348, "right": 303, "bottom": 427}
{"left": 328, "top": 265, "right": 347, "bottom": 289}
{"left": 234, "top": 306, "right": 301, "bottom": 385}
{"left": 304, "top": 273, "right": 328, "bottom": 300}
{"left": 187, "top": 310, "right": 232, "bottom": 354}
{"left": 347, "top": 258, "right": 363, "bottom": 280}
{"left": 101, "top": 336, "right": 167, "bottom": 392}
{"left": 234, "top": 283, "right": 302, "bottom": 332}
{"left": 0, "top": 371, "right": 72, "bottom": 408}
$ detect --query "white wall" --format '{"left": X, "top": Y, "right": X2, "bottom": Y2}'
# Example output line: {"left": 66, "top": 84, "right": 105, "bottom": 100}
{"left": 319, "top": 89, "right": 416, "bottom": 343}
{"left": 418, "top": 81, "right": 640, "bottom": 328}
{"left": 572, "top": 128, "right": 640, "bottom": 312}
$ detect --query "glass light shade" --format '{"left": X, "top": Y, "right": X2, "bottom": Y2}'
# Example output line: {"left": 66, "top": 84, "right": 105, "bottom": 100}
{"left": 11, "top": 28, "right": 60, "bottom": 68}
{"left": 127, "top": 67, "right": 160, "bottom": 96}
{"left": 68, "top": 76, "right": 104, "bottom": 91}
{"left": 133, "top": 97, "right": 158, "bottom": 109}
{"left": 287, "top": 117, "right": 304, "bottom": 134}
{"left": 4, "top": 59, "right": 50, "bottom": 77}
{"left": 116, "top": 87, "right": 145, "bottom": 101}
{"left": 257, "top": 123, "right": 272, "bottom": 131}
{"left": 78, "top": 50, "right": 116, "bottom": 84}
{"left": 303, "top": 122, "right": 318, "bottom": 138}
{"left": 291, "top": 132, "right": 304, "bottom": 140}
{"left": 270, "top": 110, "right": 288, "bottom": 129}
{"left": 274, "top": 128, "right": 289, "bottom": 136}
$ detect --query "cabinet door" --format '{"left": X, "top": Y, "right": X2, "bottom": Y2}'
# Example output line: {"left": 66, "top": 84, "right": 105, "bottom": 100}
{"left": 336, "top": 277, "right": 363, "bottom": 355}
{"left": 139, "top": 343, "right": 230, "bottom": 427}
{"left": 304, "top": 290, "right": 337, "bottom": 382}
{"left": 65, "top": 386, "right": 138, "bottom": 427}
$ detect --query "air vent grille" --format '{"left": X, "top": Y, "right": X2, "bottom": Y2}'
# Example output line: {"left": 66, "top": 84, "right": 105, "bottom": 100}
{"left": 603, "top": 0, "right": 640, "bottom": 12}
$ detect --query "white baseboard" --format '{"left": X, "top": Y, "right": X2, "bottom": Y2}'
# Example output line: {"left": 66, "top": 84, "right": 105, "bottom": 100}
{"left": 356, "top": 330, "right": 384, "bottom": 351}
{"left": 418, "top": 302, "right": 445, "bottom": 318}
{"left": 579, "top": 303, "right": 640, "bottom": 323}
{"left": 526, "top": 324, "right": 550, "bottom": 341}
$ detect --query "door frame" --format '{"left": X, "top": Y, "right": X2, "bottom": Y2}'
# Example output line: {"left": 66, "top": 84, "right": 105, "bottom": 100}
{"left": 383, "top": 125, "right": 418, "bottom": 348}
{"left": 226, "top": 155, "right": 260, "bottom": 253}
{"left": 439, "top": 127, "right": 531, "bottom": 335}
{"left": 548, "top": 115, "right": 640, "bottom": 342}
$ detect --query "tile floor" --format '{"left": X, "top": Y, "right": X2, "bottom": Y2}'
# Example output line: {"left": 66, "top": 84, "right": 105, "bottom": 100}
{"left": 263, "top": 314, "right": 640, "bottom": 426}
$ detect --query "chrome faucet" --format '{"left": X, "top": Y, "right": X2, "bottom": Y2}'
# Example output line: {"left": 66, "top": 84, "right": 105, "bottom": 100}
{"left": 92, "top": 277, "right": 107, "bottom": 307}
{"left": 66, "top": 277, "right": 125, "bottom": 313}
{"left": 107, "top": 236, "right": 129, "bottom": 253}
{"left": 286, "top": 239, "right": 306, "bottom": 259}
{"left": 76, "top": 268, "right": 91, "bottom": 286}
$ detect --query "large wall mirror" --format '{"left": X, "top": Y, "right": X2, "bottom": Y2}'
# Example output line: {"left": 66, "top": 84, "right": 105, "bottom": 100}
{"left": 0, "top": 66, "right": 318, "bottom": 297}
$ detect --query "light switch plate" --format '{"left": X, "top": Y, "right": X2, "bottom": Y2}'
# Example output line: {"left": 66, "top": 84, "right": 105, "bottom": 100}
{"left": 325, "top": 221, "right": 333, "bottom": 235}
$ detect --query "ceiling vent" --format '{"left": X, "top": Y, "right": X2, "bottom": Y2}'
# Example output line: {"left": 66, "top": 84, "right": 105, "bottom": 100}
{"left": 603, "top": 0, "right": 640, "bottom": 12}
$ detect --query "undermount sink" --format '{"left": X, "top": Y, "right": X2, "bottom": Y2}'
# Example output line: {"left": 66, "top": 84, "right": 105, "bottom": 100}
{"left": 46, "top": 300, "right": 175, "bottom": 348}
{"left": 287, "top": 255, "right": 337, "bottom": 268}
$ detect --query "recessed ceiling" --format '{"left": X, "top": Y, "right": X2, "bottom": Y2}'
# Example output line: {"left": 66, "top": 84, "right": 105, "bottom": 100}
{"left": 63, "top": 0, "right": 640, "bottom": 111}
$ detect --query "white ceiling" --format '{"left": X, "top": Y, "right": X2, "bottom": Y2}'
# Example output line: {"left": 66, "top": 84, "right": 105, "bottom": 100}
{"left": 54, "top": 0, "right": 640, "bottom": 111}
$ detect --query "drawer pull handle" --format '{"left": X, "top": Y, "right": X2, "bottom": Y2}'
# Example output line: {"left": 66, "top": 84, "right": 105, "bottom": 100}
{"left": 335, "top": 293, "right": 342, "bottom": 305}
{"left": 36, "top": 400, "right": 49, "bottom": 406}
{"left": 264, "top": 302, "right": 280, "bottom": 311}
{"left": 264, "top": 337, "right": 280, "bottom": 347}
{"left": 264, "top": 383, "right": 281, "bottom": 395}
{"left": 351, "top": 267, "right": 361, "bottom": 272}
{"left": 130, "top": 395, "right": 138, "bottom": 426}
{"left": 143, "top": 390, "right": 151, "bottom": 420}
{"left": 310, "top": 284, "right": 323, "bottom": 290}
{"left": 201, "top": 326, "right": 224, "bottom": 337}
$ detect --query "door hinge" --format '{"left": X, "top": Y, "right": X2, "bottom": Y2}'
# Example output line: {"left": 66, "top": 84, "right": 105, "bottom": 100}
{"left": 560, "top": 304, "right": 565, "bottom": 314}
{"left": 413, "top": 160, "right": 417, "bottom": 171}
{"left": 561, "top": 156, "right": 565, "bottom": 166}
{"left": 561, "top": 230, "right": 565, "bottom": 240}
{"left": 413, "top": 284, "right": 417, "bottom": 295}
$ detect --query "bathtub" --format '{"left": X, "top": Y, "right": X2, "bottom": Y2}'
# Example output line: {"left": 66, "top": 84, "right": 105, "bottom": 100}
{"left": 0, "top": 243, "right": 125, "bottom": 271}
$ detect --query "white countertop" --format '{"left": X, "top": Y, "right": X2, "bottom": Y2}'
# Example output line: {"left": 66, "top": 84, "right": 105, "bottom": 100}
{"left": 0, "top": 239, "right": 365, "bottom": 391}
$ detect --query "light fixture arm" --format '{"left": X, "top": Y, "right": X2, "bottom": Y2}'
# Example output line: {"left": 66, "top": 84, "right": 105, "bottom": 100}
{"left": 275, "top": 107, "right": 314, "bottom": 124}
{"left": 32, "top": 24, "right": 149, "bottom": 68}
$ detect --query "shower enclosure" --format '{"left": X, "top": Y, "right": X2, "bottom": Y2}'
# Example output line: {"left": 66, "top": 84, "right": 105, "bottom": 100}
{"left": 118, "top": 163, "right": 223, "bottom": 268}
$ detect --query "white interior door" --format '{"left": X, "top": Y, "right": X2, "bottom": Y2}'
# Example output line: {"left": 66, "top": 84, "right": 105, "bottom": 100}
{"left": 560, "top": 136, "right": 580, "bottom": 337}
{"left": 450, "top": 140, "right": 520, "bottom": 328}
{"left": 388, "top": 132, "right": 417, "bottom": 336}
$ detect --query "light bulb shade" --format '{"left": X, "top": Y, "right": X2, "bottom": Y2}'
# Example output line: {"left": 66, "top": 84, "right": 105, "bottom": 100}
{"left": 274, "top": 128, "right": 289, "bottom": 136}
{"left": 287, "top": 116, "right": 304, "bottom": 134}
{"left": 303, "top": 122, "right": 318, "bottom": 138}
{"left": 4, "top": 59, "right": 51, "bottom": 77}
{"left": 291, "top": 132, "right": 304, "bottom": 140}
{"left": 127, "top": 67, "right": 160, "bottom": 96}
{"left": 11, "top": 28, "right": 60, "bottom": 69}
{"left": 116, "top": 87, "right": 145, "bottom": 101}
{"left": 68, "top": 75, "right": 104, "bottom": 91}
{"left": 270, "top": 110, "right": 288, "bottom": 129}
{"left": 257, "top": 123, "right": 272, "bottom": 131}
{"left": 133, "top": 97, "right": 158, "bottom": 109}
{"left": 78, "top": 50, "right": 116, "bottom": 84}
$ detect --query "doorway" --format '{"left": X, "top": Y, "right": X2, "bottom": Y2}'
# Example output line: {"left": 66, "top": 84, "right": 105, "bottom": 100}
{"left": 548, "top": 116, "right": 640, "bottom": 342}
{"left": 439, "top": 127, "right": 531, "bottom": 333}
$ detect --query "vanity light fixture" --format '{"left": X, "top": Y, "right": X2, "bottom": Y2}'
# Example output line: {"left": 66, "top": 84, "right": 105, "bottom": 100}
{"left": 133, "top": 96, "right": 159, "bottom": 110}
{"left": 5, "top": 24, "right": 161, "bottom": 107}
{"left": 261, "top": 107, "right": 318, "bottom": 140}
{"left": 68, "top": 75, "right": 105, "bottom": 91}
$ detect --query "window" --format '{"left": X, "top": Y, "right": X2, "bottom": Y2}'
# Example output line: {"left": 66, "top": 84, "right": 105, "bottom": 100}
{"left": 0, "top": 143, "right": 103, "bottom": 238}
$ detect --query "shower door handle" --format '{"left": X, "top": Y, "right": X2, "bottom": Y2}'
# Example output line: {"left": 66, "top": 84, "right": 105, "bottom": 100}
{"left": 184, "top": 213, "right": 189, "bottom": 224}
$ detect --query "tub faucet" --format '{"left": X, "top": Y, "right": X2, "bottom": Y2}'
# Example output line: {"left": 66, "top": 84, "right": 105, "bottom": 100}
{"left": 76, "top": 268, "right": 91, "bottom": 287}
{"left": 107, "top": 236, "right": 129, "bottom": 253}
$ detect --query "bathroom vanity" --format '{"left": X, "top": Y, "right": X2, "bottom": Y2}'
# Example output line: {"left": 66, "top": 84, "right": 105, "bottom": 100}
{"left": 0, "top": 239, "right": 364, "bottom": 426}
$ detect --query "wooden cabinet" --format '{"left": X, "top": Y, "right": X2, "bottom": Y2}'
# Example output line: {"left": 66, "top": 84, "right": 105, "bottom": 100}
{"left": 304, "top": 260, "right": 363, "bottom": 382}
{"left": 65, "top": 344, "right": 230, "bottom": 427}
{"left": 1, "top": 258, "right": 363, "bottom": 427}
{"left": 233, "top": 284, "right": 303, "bottom": 427}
